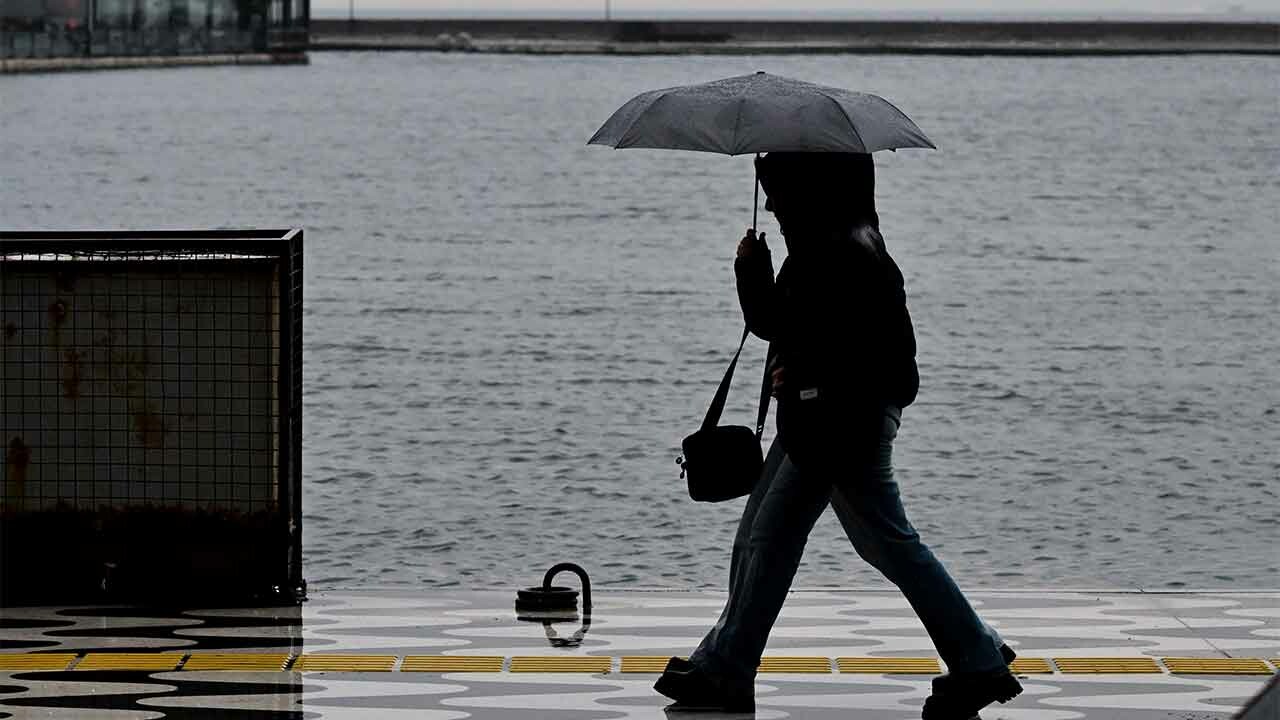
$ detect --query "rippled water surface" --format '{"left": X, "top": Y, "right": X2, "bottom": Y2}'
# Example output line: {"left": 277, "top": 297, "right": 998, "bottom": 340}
{"left": 2, "top": 53, "right": 1277, "bottom": 590}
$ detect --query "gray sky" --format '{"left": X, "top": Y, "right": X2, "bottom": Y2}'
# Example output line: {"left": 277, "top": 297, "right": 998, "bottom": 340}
{"left": 311, "top": 0, "right": 1279, "bottom": 19}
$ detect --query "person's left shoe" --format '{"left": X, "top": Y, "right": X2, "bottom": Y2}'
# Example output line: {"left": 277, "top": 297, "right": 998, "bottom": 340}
{"left": 920, "top": 668, "right": 1022, "bottom": 720}
{"left": 653, "top": 658, "right": 755, "bottom": 713}
{"left": 664, "top": 656, "right": 694, "bottom": 673}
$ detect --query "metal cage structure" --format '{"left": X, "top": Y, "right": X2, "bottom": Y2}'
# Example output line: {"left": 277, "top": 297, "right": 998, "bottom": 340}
{"left": 0, "top": 229, "right": 303, "bottom": 606}
{"left": 0, "top": 0, "right": 309, "bottom": 60}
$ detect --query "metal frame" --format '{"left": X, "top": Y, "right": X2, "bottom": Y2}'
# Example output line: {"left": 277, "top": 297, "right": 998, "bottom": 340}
{"left": 1, "top": 0, "right": 309, "bottom": 60}
{"left": 0, "top": 229, "right": 304, "bottom": 604}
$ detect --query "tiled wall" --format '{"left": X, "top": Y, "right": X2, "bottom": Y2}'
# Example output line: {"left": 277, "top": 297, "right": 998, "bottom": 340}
{"left": 2, "top": 262, "right": 279, "bottom": 513}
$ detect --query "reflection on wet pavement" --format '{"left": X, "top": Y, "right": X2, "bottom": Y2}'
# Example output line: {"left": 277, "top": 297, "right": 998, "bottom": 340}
{"left": 0, "top": 589, "right": 1276, "bottom": 719}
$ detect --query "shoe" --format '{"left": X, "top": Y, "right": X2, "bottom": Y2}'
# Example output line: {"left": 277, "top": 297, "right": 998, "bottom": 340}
{"left": 931, "top": 644, "right": 1017, "bottom": 694}
{"left": 921, "top": 668, "right": 1023, "bottom": 720}
{"left": 653, "top": 658, "right": 755, "bottom": 713}
{"left": 664, "top": 656, "right": 693, "bottom": 673}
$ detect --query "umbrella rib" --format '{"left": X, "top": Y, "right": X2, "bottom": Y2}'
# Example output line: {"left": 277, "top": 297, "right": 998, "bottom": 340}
{"left": 821, "top": 91, "right": 868, "bottom": 154}
{"left": 875, "top": 96, "right": 938, "bottom": 149}
{"left": 730, "top": 94, "right": 747, "bottom": 156}
{"left": 613, "top": 91, "right": 672, "bottom": 149}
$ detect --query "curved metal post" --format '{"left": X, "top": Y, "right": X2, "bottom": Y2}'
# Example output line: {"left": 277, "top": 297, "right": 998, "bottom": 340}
{"left": 542, "top": 562, "right": 592, "bottom": 616}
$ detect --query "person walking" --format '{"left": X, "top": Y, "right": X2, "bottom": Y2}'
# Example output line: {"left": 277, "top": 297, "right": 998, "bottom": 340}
{"left": 654, "top": 152, "right": 1023, "bottom": 720}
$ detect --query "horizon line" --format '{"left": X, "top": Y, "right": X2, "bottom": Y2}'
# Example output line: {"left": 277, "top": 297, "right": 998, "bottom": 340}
{"left": 309, "top": 8, "right": 1280, "bottom": 23}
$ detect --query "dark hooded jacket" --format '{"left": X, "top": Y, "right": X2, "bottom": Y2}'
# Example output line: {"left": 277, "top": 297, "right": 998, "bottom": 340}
{"left": 735, "top": 152, "right": 918, "bottom": 463}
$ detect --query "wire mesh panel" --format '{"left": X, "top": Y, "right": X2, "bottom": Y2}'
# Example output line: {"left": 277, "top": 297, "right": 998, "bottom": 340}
{"left": 0, "top": 230, "right": 303, "bottom": 606}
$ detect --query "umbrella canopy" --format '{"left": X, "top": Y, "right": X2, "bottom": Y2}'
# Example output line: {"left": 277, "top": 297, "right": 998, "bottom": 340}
{"left": 587, "top": 71, "right": 935, "bottom": 156}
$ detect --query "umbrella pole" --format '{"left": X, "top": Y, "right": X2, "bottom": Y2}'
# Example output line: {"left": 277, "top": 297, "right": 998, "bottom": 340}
{"left": 752, "top": 155, "right": 760, "bottom": 231}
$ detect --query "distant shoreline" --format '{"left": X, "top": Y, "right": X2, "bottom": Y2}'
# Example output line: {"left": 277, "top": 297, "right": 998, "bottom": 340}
{"left": 309, "top": 18, "right": 1280, "bottom": 56}
{"left": 0, "top": 53, "right": 308, "bottom": 75}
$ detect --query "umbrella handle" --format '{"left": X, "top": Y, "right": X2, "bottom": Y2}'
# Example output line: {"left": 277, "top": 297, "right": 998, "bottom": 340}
{"left": 752, "top": 154, "right": 760, "bottom": 231}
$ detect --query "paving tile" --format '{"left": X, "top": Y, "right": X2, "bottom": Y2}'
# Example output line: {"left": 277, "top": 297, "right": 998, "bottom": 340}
{"left": 1055, "top": 657, "right": 1163, "bottom": 673}
{"left": 182, "top": 652, "right": 292, "bottom": 671}
{"left": 293, "top": 654, "right": 398, "bottom": 672}
{"left": 508, "top": 656, "right": 612, "bottom": 673}
{"left": 75, "top": 652, "right": 185, "bottom": 671}
{"left": 756, "top": 656, "right": 832, "bottom": 673}
{"left": 0, "top": 653, "right": 77, "bottom": 671}
{"left": 837, "top": 656, "right": 939, "bottom": 674}
{"left": 401, "top": 655, "right": 504, "bottom": 672}
{"left": 1164, "top": 657, "right": 1275, "bottom": 675}
{"left": 618, "top": 655, "right": 682, "bottom": 673}
{"left": 1009, "top": 657, "right": 1054, "bottom": 673}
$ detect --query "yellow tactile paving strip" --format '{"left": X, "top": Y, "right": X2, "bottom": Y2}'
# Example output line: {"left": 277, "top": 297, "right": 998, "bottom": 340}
{"left": 2, "top": 653, "right": 1276, "bottom": 675}
{"left": 183, "top": 653, "right": 293, "bottom": 671}
{"left": 1055, "top": 657, "right": 1163, "bottom": 674}
{"left": 509, "top": 656, "right": 612, "bottom": 673}
{"left": 0, "top": 654, "right": 78, "bottom": 671}
{"left": 292, "top": 655, "right": 398, "bottom": 672}
{"left": 75, "top": 653, "right": 186, "bottom": 671}
{"left": 1009, "top": 657, "right": 1055, "bottom": 674}
{"left": 1163, "top": 658, "right": 1274, "bottom": 675}
{"left": 402, "top": 656, "right": 505, "bottom": 672}
{"left": 838, "top": 657, "right": 942, "bottom": 674}
{"left": 757, "top": 656, "right": 832, "bottom": 673}
{"left": 620, "top": 656, "right": 686, "bottom": 673}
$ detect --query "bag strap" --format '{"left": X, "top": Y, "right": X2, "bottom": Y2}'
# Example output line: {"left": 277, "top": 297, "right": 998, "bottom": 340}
{"left": 755, "top": 347, "right": 771, "bottom": 440}
{"left": 701, "top": 326, "right": 772, "bottom": 441}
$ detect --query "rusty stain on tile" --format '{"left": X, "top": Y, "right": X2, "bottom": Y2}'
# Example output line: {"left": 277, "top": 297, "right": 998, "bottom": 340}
{"left": 63, "top": 349, "right": 84, "bottom": 399}
{"left": 134, "top": 408, "right": 168, "bottom": 448}
{"left": 4, "top": 437, "right": 30, "bottom": 505}
{"left": 48, "top": 299, "right": 68, "bottom": 326}
{"left": 5, "top": 437, "right": 30, "bottom": 476}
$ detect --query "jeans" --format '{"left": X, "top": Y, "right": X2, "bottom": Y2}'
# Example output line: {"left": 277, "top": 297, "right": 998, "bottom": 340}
{"left": 688, "top": 407, "right": 1006, "bottom": 694}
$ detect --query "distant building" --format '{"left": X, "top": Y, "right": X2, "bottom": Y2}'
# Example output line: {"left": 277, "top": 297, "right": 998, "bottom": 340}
{"left": 1, "top": 0, "right": 307, "bottom": 59}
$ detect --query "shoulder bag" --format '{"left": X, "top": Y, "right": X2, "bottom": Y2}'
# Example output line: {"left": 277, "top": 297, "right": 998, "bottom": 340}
{"left": 675, "top": 327, "right": 772, "bottom": 502}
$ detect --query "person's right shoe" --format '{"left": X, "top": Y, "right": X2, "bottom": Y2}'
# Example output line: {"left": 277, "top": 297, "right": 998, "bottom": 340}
{"left": 931, "top": 643, "right": 1017, "bottom": 695}
{"left": 921, "top": 667, "right": 1023, "bottom": 720}
{"left": 653, "top": 657, "right": 755, "bottom": 713}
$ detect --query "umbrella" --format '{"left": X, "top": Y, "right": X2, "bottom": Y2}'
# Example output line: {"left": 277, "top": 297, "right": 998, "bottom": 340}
{"left": 588, "top": 71, "right": 935, "bottom": 228}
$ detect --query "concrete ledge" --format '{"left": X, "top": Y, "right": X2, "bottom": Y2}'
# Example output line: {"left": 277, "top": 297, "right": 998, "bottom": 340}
{"left": 308, "top": 18, "right": 1280, "bottom": 56}
{"left": 309, "top": 37, "right": 1280, "bottom": 56}
{"left": 0, "top": 52, "right": 309, "bottom": 74}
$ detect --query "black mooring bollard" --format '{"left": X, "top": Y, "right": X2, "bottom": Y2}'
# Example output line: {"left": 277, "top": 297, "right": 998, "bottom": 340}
{"left": 515, "top": 562, "right": 592, "bottom": 616}
{"left": 515, "top": 563, "right": 593, "bottom": 647}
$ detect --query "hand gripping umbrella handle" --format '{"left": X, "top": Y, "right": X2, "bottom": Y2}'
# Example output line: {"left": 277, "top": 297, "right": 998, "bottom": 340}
{"left": 752, "top": 154, "right": 760, "bottom": 231}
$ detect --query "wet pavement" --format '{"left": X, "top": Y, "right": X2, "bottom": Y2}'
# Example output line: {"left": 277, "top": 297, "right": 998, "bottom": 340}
{"left": 1, "top": 589, "right": 1276, "bottom": 719}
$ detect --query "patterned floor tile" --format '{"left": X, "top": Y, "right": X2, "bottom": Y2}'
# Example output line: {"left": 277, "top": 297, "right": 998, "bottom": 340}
{"left": 0, "top": 589, "right": 1274, "bottom": 718}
